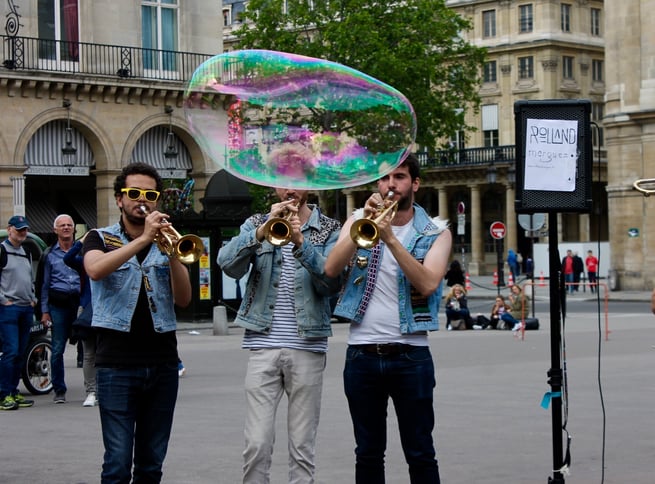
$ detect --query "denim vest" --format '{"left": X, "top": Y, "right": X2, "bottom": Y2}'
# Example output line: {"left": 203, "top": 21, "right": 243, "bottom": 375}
{"left": 217, "top": 205, "right": 341, "bottom": 338}
{"left": 333, "top": 205, "right": 447, "bottom": 333}
{"left": 90, "top": 223, "right": 177, "bottom": 333}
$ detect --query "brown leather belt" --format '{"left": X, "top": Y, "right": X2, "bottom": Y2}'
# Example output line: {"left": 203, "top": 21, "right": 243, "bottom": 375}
{"left": 351, "top": 343, "right": 417, "bottom": 356}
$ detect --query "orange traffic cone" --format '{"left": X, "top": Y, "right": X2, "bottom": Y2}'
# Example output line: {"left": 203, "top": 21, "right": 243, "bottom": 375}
{"left": 493, "top": 271, "right": 498, "bottom": 286}
{"left": 465, "top": 273, "right": 472, "bottom": 291}
{"left": 539, "top": 271, "right": 546, "bottom": 287}
{"left": 508, "top": 273, "right": 514, "bottom": 287}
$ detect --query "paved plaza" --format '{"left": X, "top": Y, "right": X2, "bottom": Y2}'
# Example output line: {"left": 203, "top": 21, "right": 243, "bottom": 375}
{"left": 2, "top": 286, "right": 655, "bottom": 484}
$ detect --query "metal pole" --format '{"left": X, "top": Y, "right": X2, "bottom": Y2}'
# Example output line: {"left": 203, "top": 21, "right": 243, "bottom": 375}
{"left": 547, "top": 213, "right": 565, "bottom": 484}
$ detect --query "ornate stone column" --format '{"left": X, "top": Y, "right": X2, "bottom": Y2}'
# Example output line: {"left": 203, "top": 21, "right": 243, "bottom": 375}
{"left": 438, "top": 188, "right": 448, "bottom": 221}
{"left": 469, "top": 185, "right": 482, "bottom": 276}
{"left": 10, "top": 176, "right": 25, "bottom": 216}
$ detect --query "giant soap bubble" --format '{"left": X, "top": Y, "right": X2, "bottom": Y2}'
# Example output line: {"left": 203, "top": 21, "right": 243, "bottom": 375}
{"left": 184, "top": 50, "right": 416, "bottom": 189}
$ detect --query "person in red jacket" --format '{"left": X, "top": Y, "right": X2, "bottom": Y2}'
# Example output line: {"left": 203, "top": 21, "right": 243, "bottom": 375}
{"left": 585, "top": 250, "right": 599, "bottom": 293}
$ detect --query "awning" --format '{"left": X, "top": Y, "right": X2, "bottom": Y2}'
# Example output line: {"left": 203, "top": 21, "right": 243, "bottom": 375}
{"left": 130, "top": 126, "right": 192, "bottom": 171}
{"left": 25, "top": 198, "right": 59, "bottom": 235}
{"left": 67, "top": 195, "right": 97, "bottom": 229}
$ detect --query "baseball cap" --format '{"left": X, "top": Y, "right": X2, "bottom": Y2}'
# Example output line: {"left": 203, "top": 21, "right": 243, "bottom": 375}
{"left": 8, "top": 215, "right": 30, "bottom": 229}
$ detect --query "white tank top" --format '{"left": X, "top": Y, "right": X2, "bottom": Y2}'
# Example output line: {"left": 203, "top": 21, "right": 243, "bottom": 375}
{"left": 348, "top": 219, "right": 429, "bottom": 346}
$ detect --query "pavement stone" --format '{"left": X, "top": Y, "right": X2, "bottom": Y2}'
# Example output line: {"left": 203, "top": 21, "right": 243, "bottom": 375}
{"left": 2, "top": 278, "right": 653, "bottom": 483}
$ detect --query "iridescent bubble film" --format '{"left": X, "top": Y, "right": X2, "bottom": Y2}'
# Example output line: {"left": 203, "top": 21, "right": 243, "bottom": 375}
{"left": 184, "top": 50, "right": 416, "bottom": 189}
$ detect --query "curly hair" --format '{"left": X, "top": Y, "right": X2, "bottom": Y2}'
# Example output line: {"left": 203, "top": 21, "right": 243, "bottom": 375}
{"left": 113, "top": 162, "right": 163, "bottom": 196}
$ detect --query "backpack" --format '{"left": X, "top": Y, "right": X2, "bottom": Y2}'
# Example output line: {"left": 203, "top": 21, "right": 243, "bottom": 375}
{"left": 0, "top": 240, "right": 33, "bottom": 282}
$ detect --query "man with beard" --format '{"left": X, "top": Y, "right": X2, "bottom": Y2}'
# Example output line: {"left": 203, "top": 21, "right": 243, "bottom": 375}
{"left": 218, "top": 186, "right": 341, "bottom": 484}
{"left": 325, "top": 154, "right": 452, "bottom": 484}
{"left": 83, "top": 162, "right": 191, "bottom": 483}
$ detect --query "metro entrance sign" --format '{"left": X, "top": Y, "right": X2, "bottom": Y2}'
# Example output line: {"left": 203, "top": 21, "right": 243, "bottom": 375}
{"left": 490, "top": 221, "right": 506, "bottom": 240}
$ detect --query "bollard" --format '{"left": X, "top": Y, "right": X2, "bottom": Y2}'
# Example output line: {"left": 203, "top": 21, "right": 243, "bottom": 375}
{"left": 213, "top": 305, "right": 229, "bottom": 335}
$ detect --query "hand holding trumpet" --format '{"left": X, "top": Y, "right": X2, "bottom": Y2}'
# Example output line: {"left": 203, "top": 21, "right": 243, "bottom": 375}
{"left": 257, "top": 199, "right": 302, "bottom": 247}
{"left": 350, "top": 191, "right": 398, "bottom": 249}
{"left": 139, "top": 205, "right": 204, "bottom": 264}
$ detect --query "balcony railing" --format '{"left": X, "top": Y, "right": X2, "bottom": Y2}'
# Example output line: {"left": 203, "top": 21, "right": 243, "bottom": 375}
{"left": 417, "top": 145, "right": 516, "bottom": 169}
{"left": 1, "top": 35, "right": 213, "bottom": 82}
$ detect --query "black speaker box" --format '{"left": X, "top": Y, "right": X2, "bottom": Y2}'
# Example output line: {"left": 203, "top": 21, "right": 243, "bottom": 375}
{"left": 514, "top": 100, "right": 592, "bottom": 213}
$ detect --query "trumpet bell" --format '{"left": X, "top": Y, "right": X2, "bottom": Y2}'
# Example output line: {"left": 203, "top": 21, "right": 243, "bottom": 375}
{"left": 262, "top": 217, "right": 293, "bottom": 246}
{"left": 349, "top": 200, "right": 398, "bottom": 249}
{"left": 350, "top": 219, "right": 380, "bottom": 250}
{"left": 175, "top": 234, "right": 205, "bottom": 264}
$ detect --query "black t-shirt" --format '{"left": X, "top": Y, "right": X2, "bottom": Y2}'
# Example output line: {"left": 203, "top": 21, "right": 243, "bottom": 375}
{"left": 83, "top": 229, "right": 177, "bottom": 367}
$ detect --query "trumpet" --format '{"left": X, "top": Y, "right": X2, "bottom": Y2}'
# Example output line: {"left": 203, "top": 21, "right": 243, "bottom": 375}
{"left": 261, "top": 200, "right": 299, "bottom": 246}
{"left": 350, "top": 191, "right": 398, "bottom": 249}
{"left": 633, "top": 178, "right": 655, "bottom": 196}
{"left": 140, "top": 206, "right": 205, "bottom": 264}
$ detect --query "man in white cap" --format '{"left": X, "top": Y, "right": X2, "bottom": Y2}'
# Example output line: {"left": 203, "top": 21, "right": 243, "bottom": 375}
{"left": 0, "top": 215, "right": 37, "bottom": 410}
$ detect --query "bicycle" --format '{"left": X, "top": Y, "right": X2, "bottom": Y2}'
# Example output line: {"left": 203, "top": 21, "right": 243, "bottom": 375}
{"left": 21, "top": 320, "right": 53, "bottom": 395}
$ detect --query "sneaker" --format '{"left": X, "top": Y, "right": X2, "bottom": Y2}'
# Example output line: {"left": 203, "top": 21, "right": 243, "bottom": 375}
{"left": 13, "top": 394, "right": 34, "bottom": 408}
{"left": 53, "top": 392, "right": 66, "bottom": 404}
{"left": 472, "top": 325, "right": 483, "bottom": 330}
{"left": 512, "top": 322, "right": 524, "bottom": 332}
{"left": 1, "top": 395, "right": 18, "bottom": 411}
{"left": 83, "top": 392, "right": 97, "bottom": 407}
{"left": 178, "top": 363, "right": 186, "bottom": 378}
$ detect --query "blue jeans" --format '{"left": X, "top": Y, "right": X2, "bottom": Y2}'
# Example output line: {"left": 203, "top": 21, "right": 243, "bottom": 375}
{"left": 97, "top": 364, "right": 179, "bottom": 484}
{"left": 500, "top": 312, "right": 520, "bottom": 327}
{"left": 564, "top": 274, "right": 574, "bottom": 294}
{"left": 49, "top": 304, "right": 77, "bottom": 394}
{"left": 0, "top": 304, "right": 33, "bottom": 399}
{"left": 343, "top": 345, "right": 440, "bottom": 484}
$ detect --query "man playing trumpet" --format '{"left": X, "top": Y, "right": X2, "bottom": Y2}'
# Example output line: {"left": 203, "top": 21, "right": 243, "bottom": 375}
{"left": 325, "top": 154, "right": 451, "bottom": 483}
{"left": 218, "top": 187, "right": 342, "bottom": 484}
{"left": 83, "top": 162, "right": 192, "bottom": 483}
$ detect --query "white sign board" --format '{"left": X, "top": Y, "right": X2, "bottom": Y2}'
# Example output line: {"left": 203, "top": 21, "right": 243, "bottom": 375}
{"left": 25, "top": 166, "right": 89, "bottom": 176}
{"left": 524, "top": 118, "right": 578, "bottom": 192}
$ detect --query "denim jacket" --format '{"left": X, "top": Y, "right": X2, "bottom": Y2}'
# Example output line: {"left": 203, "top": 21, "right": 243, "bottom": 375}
{"left": 334, "top": 204, "right": 448, "bottom": 333}
{"left": 90, "top": 223, "right": 177, "bottom": 333}
{"left": 217, "top": 205, "right": 341, "bottom": 338}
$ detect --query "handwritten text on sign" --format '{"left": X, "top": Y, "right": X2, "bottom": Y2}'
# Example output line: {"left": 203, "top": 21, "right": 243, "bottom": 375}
{"left": 524, "top": 118, "right": 578, "bottom": 192}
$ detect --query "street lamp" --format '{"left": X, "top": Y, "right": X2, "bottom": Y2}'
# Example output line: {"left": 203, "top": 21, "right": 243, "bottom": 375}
{"left": 163, "top": 106, "right": 178, "bottom": 177}
{"left": 62, "top": 99, "right": 77, "bottom": 172}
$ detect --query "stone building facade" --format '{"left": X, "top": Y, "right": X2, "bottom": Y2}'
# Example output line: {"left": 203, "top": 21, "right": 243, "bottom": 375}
{"left": 604, "top": 0, "right": 655, "bottom": 290}
{"left": 0, "top": 0, "right": 220, "bottom": 236}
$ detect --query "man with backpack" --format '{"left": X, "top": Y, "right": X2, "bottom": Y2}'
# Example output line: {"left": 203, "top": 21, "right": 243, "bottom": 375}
{"left": 0, "top": 215, "right": 37, "bottom": 410}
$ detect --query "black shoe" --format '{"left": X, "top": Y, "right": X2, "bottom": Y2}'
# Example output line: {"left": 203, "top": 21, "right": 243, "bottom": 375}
{"left": 53, "top": 392, "right": 66, "bottom": 404}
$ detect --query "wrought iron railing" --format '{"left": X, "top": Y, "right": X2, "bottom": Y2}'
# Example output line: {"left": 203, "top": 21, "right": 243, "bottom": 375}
{"left": 417, "top": 145, "right": 516, "bottom": 169}
{"left": 1, "top": 35, "right": 212, "bottom": 82}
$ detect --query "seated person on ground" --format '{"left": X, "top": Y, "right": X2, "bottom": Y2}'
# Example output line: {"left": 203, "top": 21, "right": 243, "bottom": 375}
{"left": 500, "top": 284, "right": 530, "bottom": 331}
{"left": 444, "top": 284, "right": 473, "bottom": 330}
{"left": 475, "top": 295, "right": 510, "bottom": 330}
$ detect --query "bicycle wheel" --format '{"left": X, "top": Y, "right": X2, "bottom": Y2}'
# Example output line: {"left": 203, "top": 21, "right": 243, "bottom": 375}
{"left": 21, "top": 337, "right": 53, "bottom": 395}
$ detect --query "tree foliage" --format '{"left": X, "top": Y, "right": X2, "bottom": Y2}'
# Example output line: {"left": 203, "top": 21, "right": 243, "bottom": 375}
{"left": 234, "top": 0, "right": 486, "bottom": 151}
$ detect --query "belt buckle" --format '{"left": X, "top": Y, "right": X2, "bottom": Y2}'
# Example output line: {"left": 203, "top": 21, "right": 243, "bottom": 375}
{"left": 376, "top": 344, "right": 386, "bottom": 356}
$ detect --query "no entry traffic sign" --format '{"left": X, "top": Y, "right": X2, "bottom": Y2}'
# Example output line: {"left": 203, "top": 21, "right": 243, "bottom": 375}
{"left": 490, "top": 221, "right": 506, "bottom": 240}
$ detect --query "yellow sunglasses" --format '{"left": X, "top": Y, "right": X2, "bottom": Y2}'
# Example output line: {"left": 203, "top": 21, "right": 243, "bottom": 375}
{"left": 121, "top": 188, "right": 161, "bottom": 202}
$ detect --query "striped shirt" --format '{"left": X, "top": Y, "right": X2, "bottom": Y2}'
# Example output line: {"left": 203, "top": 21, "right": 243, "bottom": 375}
{"left": 242, "top": 244, "right": 328, "bottom": 353}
